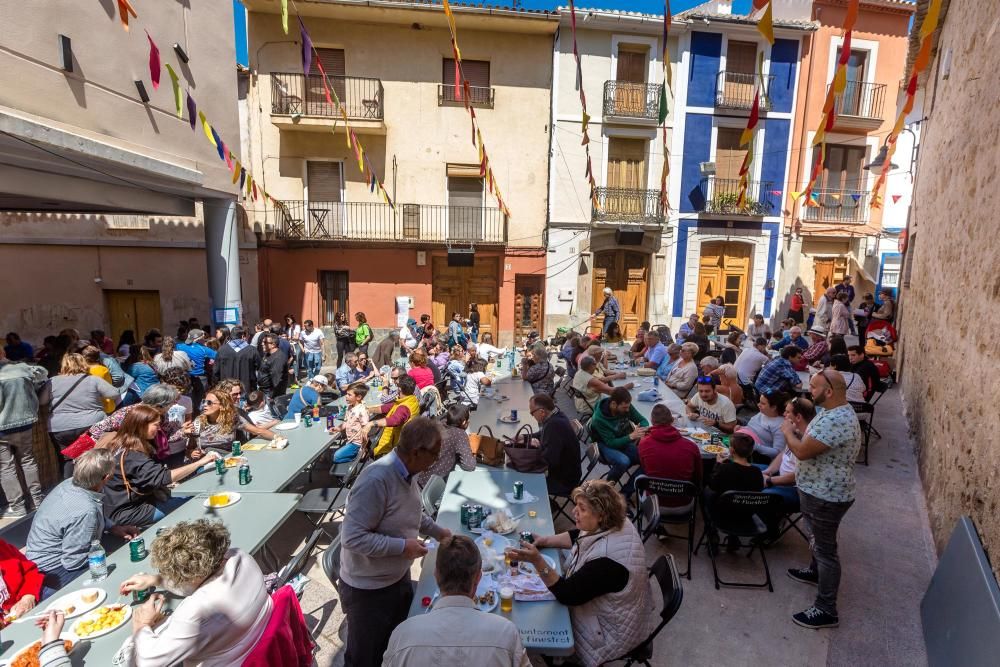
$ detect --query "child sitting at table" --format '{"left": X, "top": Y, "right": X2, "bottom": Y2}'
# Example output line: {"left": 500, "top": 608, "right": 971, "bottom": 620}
{"left": 245, "top": 390, "right": 280, "bottom": 429}
{"left": 330, "top": 382, "right": 370, "bottom": 463}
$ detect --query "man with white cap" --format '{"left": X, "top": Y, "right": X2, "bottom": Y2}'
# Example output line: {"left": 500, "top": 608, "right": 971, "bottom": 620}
{"left": 283, "top": 374, "right": 329, "bottom": 419}
{"left": 802, "top": 326, "right": 830, "bottom": 366}
{"left": 593, "top": 287, "right": 621, "bottom": 337}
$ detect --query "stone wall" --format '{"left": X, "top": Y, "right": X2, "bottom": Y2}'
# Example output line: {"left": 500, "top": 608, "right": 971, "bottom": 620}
{"left": 897, "top": 0, "right": 1000, "bottom": 576}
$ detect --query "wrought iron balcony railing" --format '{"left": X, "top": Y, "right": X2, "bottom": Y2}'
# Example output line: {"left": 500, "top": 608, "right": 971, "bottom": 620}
{"left": 592, "top": 187, "right": 664, "bottom": 225}
{"left": 716, "top": 71, "right": 774, "bottom": 110}
{"left": 602, "top": 81, "right": 664, "bottom": 120}
{"left": 271, "top": 200, "right": 508, "bottom": 243}
{"left": 271, "top": 73, "right": 384, "bottom": 120}
{"left": 832, "top": 80, "right": 886, "bottom": 120}
{"left": 438, "top": 84, "right": 495, "bottom": 109}
{"left": 699, "top": 177, "right": 776, "bottom": 216}
{"left": 801, "top": 188, "right": 870, "bottom": 224}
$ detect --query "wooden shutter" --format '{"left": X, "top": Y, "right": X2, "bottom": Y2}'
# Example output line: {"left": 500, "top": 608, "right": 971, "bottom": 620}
{"left": 607, "top": 138, "right": 647, "bottom": 190}
{"left": 316, "top": 48, "right": 345, "bottom": 76}
{"left": 714, "top": 128, "right": 744, "bottom": 183}
{"left": 616, "top": 50, "right": 647, "bottom": 83}
{"left": 307, "top": 162, "right": 342, "bottom": 202}
{"left": 726, "top": 41, "right": 757, "bottom": 75}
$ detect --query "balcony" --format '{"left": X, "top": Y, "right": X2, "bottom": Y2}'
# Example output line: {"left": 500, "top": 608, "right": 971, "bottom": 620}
{"left": 270, "top": 200, "right": 507, "bottom": 244}
{"left": 716, "top": 72, "right": 774, "bottom": 111}
{"left": 699, "top": 177, "right": 777, "bottom": 217}
{"left": 270, "top": 73, "right": 385, "bottom": 133}
{"left": 438, "top": 84, "right": 495, "bottom": 109}
{"left": 801, "top": 189, "right": 870, "bottom": 224}
{"left": 831, "top": 81, "right": 886, "bottom": 131}
{"left": 592, "top": 187, "right": 664, "bottom": 226}
{"left": 602, "top": 81, "right": 664, "bottom": 123}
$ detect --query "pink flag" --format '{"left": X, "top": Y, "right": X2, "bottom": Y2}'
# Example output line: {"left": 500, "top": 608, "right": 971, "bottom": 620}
{"left": 146, "top": 31, "right": 161, "bottom": 90}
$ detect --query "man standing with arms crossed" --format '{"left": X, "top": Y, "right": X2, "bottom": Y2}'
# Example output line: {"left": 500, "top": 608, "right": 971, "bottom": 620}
{"left": 781, "top": 370, "right": 861, "bottom": 629}
{"left": 338, "top": 417, "right": 451, "bottom": 665}
{"left": 593, "top": 287, "right": 621, "bottom": 338}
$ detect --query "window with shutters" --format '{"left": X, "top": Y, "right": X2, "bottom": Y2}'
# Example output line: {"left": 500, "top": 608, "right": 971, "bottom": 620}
{"left": 718, "top": 40, "right": 758, "bottom": 109}
{"left": 604, "top": 138, "right": 649, "bottom": 216}
{"left": 447, "top": 172, "right": 484, "bottom": 242}
{"left": 319, "top": 271, "right": 349, "bottom": 327}
{"left": 439, "top": 59, "right": 493, "bottom": 108}
{"left": 306, "top": 161, "right": 344, "bottom": 237}
{"left": 306, "top": 48, "right": 345, "bottom": 116}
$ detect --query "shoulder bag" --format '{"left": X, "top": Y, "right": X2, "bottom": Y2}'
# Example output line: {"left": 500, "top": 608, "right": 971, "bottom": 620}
{"left": 469, "top": 424, "right": 505, "bottom": 467}
{"left": 504, "top": 424, "right": 548, "bottom": 474}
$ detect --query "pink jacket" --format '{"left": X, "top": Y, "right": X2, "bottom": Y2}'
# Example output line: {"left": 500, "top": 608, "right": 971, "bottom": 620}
{"left": 242, "top": 585, "right": 314, "bottom": 667}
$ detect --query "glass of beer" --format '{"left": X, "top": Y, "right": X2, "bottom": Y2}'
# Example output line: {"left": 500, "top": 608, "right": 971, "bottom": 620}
{"left": 499, "top": 585, "right": 515, "bottom": 613}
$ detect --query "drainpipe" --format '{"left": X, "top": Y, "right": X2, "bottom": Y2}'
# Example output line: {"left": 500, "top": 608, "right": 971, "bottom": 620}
{"left": 204, "top": 198, "right": 244, "bottom": 326}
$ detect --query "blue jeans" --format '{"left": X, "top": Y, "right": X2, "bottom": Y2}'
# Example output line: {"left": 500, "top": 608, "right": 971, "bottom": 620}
{"left": 305, "top": 351, "right": 323, "bottom": 379}
{"left": 470, "top": 326, "right": 479, "bottom": 344}
{"left": 150, "top": 495, "right": 189, "bottom": 522}
{"left": 41, "top": 564, "right": 85, "bottom": 599}
{"left": 598, "top": 442, "right": 639, "bottom": 491}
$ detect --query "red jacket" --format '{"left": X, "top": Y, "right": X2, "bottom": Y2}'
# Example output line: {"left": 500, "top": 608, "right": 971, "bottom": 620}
{"left": 638, "top": 424, "right": 703, "bottom": 497}
{"left": 0, "top": 539, "right": 43, "bottom": 613}
{"left": 242, "top": 585, "right": 314, "bottom": 667}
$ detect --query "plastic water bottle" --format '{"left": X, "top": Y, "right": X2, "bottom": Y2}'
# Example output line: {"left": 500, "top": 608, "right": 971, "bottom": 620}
{"left": 654, "top": 375, "right": 660, "bottom": 388}
{"left": 88, "top": 540, "right": 108, "bottom": 581}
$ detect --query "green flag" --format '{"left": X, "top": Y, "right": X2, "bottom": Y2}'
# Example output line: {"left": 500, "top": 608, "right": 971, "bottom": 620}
{"left": 657, "top": 85, "right": 668, "bottom": 125}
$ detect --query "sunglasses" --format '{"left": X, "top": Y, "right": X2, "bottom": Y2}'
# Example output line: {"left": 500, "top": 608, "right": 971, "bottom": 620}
{"left": 696, "top": 376, "right": 714, "bottom": 384}
{"left": 201, "top": 400, "right": 219, "bottom": 407}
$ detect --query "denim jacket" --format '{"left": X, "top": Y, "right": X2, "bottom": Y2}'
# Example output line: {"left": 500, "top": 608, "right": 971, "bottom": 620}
{"left": 0, "top": 362, "right": 50, "bottom": 432}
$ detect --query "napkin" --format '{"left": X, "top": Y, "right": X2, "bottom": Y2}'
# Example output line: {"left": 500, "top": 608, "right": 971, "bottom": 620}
{"left": 506, "top": 573, "right": 556, "bottom": 602}
{"left": 504, "top": 491, "right": 538, "bottom": 504}
{"left": 636, "top": 389, "right": 661, "bottom": 402}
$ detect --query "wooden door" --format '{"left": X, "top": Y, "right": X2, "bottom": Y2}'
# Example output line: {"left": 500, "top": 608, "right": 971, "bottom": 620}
{"left": 714, "top": 127, "right": 744, "bottom": 187}
{"left": 812, "top": 258, "right": 848, "bottom": 305}
{"left": 614, "top": 48, "right": 647, "bottom": 115}
{"left": 606, "top": 138, "right": 648, "bottom": 216}
{"left": 724, "top": 40, "right": 757, "bottom": 105}
{"left": 431, "top": 256, "right": 499, "bottom": 339}
{"left": 698, "top": 242, "right": 752, "bottom": 329}
{"left": 592, "top": 250, "right": 648, "bottom": 339}
{"left": 105, "top": 290, "right": 161, "bottom": 345}
{"left": 514, "top": 275, "right": 544, "bottom": 344}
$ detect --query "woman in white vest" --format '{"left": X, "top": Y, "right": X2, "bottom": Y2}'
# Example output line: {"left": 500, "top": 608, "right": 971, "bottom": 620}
{"left": 510, "top": 480, "right": 656, "bottom": 666}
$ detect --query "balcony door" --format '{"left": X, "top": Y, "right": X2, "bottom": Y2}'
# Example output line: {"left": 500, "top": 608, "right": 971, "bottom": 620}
{"left": 605, "top": 138, "right": 647, "bottom": 216}
{"left": 714, "top": 127, "right": 744, "bottom": 201}
{"left": 837, "top": 49, "right": 868, "bottom": 116}
{"left": 306, "top": 161, "right": 344, "bottom": 238}
{"left": 592, "top": 250, "right": 648, "bottom": 339}
{"left": 722, "top": 40, "right": 757, "bottom": 107}
{"left": 614, "top": 47, "right": 647, "bottom": 116}
{"left": 815, "top": 144, "right": 867, "bottom": 220}
{"left": 698, "top": 242, "right": 752, "bottom": 330}
{"left": 308, "top": 48, "right": 345, "bottom": 116}
{"left": 447, "top": 170, "right": 484, "bottom": 242}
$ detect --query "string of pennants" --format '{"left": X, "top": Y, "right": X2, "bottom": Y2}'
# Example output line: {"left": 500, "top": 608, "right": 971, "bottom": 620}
{"left": 870, "top": 0, "right": 942, "bottom": 208}
{"left": 441, "top": 0, "right": 511, "bottom": 218}
{"left": 659, "top": 1, "right": 672, "bottom": 212}
{"left": 566, "top": 0, "right": 599, "bottom": 212}
{"left": 735, "top": 52, "right": 765, "bottom": 208}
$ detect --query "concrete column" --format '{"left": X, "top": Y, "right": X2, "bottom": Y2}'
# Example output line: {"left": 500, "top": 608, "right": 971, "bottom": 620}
{"left": 203, "top": 197, "right": 243, "bottom": 326}
{"left": 774, "top": 233, "right": 803, "bottom": 326}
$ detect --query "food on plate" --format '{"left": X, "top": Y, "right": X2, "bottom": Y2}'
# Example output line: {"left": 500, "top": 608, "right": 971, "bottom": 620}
{"left": 636, "top": 368, "right": 656, "bottom": 377}
{"left": 223, "top": 456, "right": 246, "bottom": 468}
{"left": 12, "top": 640, "right": 74, "bottom": 667}
{"left": 702, "top": 444, "right": 727, "bottom": 454}
{"left": 80, "top": 590, "right": 100, "bottom": 604}
{"left": 483, "top": 510, "right": 517, "bottom": 534}
{"left": 690, "top": 432, "right": 711, "bottom": 441}
{"left": 474, "top": 589, "right": 496, "bottom": 608}
{"left": 73, "top": 605, "right": 127, "bottom": 638}
{"left": 208, "top": 493, "right": 231, "bottom": 507}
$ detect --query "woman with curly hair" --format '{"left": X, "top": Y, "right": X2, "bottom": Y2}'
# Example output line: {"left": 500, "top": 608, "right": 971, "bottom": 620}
{"left": 191, "top": 390, "right": 273, "bottom": 456}
{"left": 101, "top": 405, "right": 216, "bottom": 527}
{"left": 119, "top": 520, "right": 273, "bottom": 665}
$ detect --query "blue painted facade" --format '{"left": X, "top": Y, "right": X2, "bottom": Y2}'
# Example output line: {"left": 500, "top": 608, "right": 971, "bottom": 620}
{"left": 671, "top": 32, "right": 802, "bottom": 320}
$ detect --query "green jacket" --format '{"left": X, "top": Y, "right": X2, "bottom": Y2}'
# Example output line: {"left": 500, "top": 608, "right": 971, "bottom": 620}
{"left": 589, "top": 397, "right": 649, "bottom": 450}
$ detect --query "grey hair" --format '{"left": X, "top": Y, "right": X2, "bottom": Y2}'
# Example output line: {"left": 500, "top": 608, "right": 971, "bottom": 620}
{"left": 667, "top": 343, "right": 681, "bottom": 355}
{"left": 395, "top": 416, "right": 444, "bottom": 456}
{"left": 580, "top": 355, "right": 597, "bottom": 371}
{"left": 531, "top": 347, "right": 547, "bottom": 361}
{"left": 344, "top": 352, "right": 357, "bottom": 365}
{"left": 718, "top": 363, "right": 738, "bottom": 379}
{"left": 700, "top": 356, "right": 720, "bottom": 371}
{"left": 73, "top": 448, "right": 116, "bottom": 490}
{"left": 680, "top": 342, "right": 699, "bottom": 356}
{"left": 141, "top": 383, "right": 181, "bottom": 409}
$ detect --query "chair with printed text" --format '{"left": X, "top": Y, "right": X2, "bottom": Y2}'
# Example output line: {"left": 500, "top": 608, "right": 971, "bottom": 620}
{"left": 633, "top": 475, "right": 698, "bottom": 579}
{"left": 695, "top": 490, "right": 784, "bottom": 592}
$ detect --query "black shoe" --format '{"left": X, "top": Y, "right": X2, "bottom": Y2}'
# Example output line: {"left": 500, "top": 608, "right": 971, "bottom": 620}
{"left": 792, "top": 606, "right": 839, "bottom": 629}
{"left": 787, "top": 567, "right": 819, "bottom": 586}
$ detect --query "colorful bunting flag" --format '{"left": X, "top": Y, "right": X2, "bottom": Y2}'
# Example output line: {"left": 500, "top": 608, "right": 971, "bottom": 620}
{"left": 199, "top": 112, "right": 216, "bottom": 146}
{"left": 186, "top": 93, "right": 197, "bottom": 131}
{"left": 740, "top": 91, "right": 760, "bottom": 146}
{"left": 790, "top": 191, "right": 803, "bottom": 201}
{"left": 232, "top": 160, "right": 242, "bottom": 184}
{"left": 239, "top": 168, "right": 246, "bottom": 189}
{"left": 164, "top": 64, "right": 181, "bottom": 117}
{"left": 281, "top": 0, "right": 289, "bottom": 35}
{"left": 117, "top": 0, "right": 137, "bottom": 32}
{"left": 224, "top": 148, "right": 234, "bottom": 171}
{"left": 756, "top": 1, "right": 774, "bottom": 46}
{"left": 210, "top": 127, "right": 224, "bottom": 160}
{"left": 299, "top": 18, "right": 313, "bottom": 77}
{"left": 146, "top": 32, "right": 160, "bottom": 90}
{"left": 850, "top": 193, "right": 861, "bottom": 203}
{"left": 891, "top": 194, "right": 902, "bottom": 204}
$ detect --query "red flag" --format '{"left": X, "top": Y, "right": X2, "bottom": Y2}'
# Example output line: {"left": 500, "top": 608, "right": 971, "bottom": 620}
{"left": 839, "top": 32, "right": 853, "bottom": 64}
{"left": 891, "top": 194, "right": 902, "bottom": 204}
{"left": 454, "top": 51, "right": 462, "bottom": 101}
{"left": 146, "top": 32, "right": 161, "bottom": 90}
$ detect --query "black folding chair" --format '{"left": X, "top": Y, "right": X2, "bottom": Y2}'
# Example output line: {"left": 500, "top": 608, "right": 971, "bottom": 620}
{"left": 634, "top": 475, "right": 698, "bottom": 579}
{"left": 852, "top": 387, "right": 885, "bottom": 465}
{"left": 550, "top": 421, "right": 596, "bottom": 523}
{"left": 294, "top": 441, "right": 373, "bottom": 541}
{"left": 613, "top": 555, "right": 684, "bottom": 667}
{"left": 695, "top": 491, "right": 784, "bottom": 592}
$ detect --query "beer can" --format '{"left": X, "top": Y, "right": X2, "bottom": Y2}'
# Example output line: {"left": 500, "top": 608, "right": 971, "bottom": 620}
{"left": 239, "top": 464, "right": 252, "bottom": 486}
{"left": 132, "top": 587, "right": 153, "bottom": 604}
{"left": 510, "top": 409, "right": 518, "bottom": 421}
{"left": 326, "top": 415, "right": 334, "bottom": 430}
{"left": 513, "top": 481, "right": 524, "bottom": 501}
{"left": 461, "top": 503, "right": 472, "bottom": 527}
{"left": 231, "top": 440, "right": 241, "bottom": 457}
{"left": 468, "top": 505, "right": 483, "bottom": 529}
{"left": 129, "top": 536, "right": 147, "bottom": 562}
{"left": 214, "top": 457, "right": 225, "bottom": 475}
{"left": 519, "top": 531, "right": 534, "bottom": 544}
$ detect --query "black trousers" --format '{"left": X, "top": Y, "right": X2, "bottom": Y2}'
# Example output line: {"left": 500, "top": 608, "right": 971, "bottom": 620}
{"left": 336, "top": 338, "right": 356, "bottom": 367}
{"left": 337, "top": 574, "right": 413, "bottom": 667}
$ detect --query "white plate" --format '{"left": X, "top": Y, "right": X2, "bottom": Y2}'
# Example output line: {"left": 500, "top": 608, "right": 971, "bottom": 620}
{"left": 70, "top": 604, "right": 132, "bottom": 639}
{"left": 273, "top": 422, "right": 299, "bottom": 431}
{"left": 42, "top": 587, "right": 107, "bottom": 620}
{"left": 519, "top": 554, "right": 557, "bottom": 576}
{"left": 498, "top": 416, "right": 520, "bottom": 424}
{"left": 8, "top": 635, "right": 78, "bottom": 664}
{"left": 203, "top": 491, "right": 242, "bottom": 508}
{"left": 473, "top": 583, "right": 500, "bottom": 613}
{"left": 475, "top": 533, "right": 511, "bottom": 553}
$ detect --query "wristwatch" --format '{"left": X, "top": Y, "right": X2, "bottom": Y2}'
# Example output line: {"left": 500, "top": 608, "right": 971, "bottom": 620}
{"left": 538, "top": 565, "right": 552, "bottom": 577}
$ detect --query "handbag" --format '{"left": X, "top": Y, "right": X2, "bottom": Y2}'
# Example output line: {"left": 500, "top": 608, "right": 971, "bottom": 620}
{"left": 503, "top": 424, "right": 548, "bottom": 474}
{"left": 468, "top": 425, "right": 505, "bottom": 467}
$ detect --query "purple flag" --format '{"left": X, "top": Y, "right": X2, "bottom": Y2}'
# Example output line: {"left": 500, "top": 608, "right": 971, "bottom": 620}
{"left": 299, "top": 18, "right": 313, "bottom": 76}
{"left": 186, "top": 93, "right": 197, "bottom": 131}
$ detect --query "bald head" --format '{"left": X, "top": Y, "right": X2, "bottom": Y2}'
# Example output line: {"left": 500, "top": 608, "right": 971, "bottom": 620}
{"left": 810, "top": 369, "right": 847, "bottom": 407}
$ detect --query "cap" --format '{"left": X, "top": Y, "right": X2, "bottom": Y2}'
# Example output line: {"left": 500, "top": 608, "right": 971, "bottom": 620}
{"left": 185, "top": 329, "right": 206, "bottom": 344}
{"left": 807, "top": 326, "right": 827, "bottom": 336}
{"left": 310, "top": 374, "right": 330, "bottom": 387}
{"left": 735, "top": 426, "right": 762, "bottom": 446}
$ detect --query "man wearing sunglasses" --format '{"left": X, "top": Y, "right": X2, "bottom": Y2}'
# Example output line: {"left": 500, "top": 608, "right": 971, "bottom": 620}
{"left": 686, "top": 376, "right": 737, "bottom": 433}
{"left": 781, "top": 369, "right": 861, "bottom": 630}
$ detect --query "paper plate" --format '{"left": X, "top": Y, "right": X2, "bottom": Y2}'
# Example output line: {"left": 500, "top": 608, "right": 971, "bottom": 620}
{"left": 41, "top": 587, "right": 107, "bottom": 620}
{"left": 203, "top": 491, "right": 242, "bottom": 509}
{"left": 70, "top": 604, "right": 132, "bottom": 639}
{"left": 273, "top": 422, "right": 299, "bottom": 431}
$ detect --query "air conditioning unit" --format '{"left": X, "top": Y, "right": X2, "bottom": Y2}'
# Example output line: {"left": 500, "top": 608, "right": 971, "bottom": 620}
{"left": 699, "top": 162, "right": 717, "bottom": 176}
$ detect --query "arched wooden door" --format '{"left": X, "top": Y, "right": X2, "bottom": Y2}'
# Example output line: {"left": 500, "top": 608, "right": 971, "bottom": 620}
{"left": 592, "top": 250, "right": 648, "bottom": 339}
{"left": 697, "top": 242, "right": 752, "bottom": 330}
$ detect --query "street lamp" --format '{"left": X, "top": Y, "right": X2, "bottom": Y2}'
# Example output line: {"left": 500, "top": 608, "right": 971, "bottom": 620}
{"left": 862, "top": 143, "right": 899, "bottom": 176}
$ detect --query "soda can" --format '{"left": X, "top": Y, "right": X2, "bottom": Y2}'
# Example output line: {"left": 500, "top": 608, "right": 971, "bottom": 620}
{"left": 468, "top": 505, "right": 483, "bottom": 529}
{"left": 214, "top": 457, "right": 225, "bottom": 475}
{"left": 519, "top": 531, "right": 534, "bottom": 544}
{"left": 129, "top": 536, "right": 147, "bottom": 562}
{"left": 510, "top": 409, "right": 518, "bottom": 421}
{"left": 326, "top": 415, "right": 334, "bottom": 430}
{"left": 513, "top": 481, "right": 524, "bottom": 501}
{"left": 132, "top": 587, "right": 153, "bottom": 604}
{"left": 239, "top": 464, "right": 252, "bottom": 486}
{"left": 461, "top": 503, "right": 472, "bottom": 527}
{"left": 231, "top": 440, "right": 241, "bottom": 457}
{"left": 304, "top": 414, "right": 312, "bottom": 428}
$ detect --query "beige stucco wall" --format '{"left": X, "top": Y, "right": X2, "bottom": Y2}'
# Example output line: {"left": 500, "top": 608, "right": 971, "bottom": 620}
{"left": 0, "top": 0, "right": 240, "bottom": 198}
{"left": 897, "top": 0, "right": 1000, "bottom": 575}
{"left": 245, "top": 10, "right": 553, "bottom": 247}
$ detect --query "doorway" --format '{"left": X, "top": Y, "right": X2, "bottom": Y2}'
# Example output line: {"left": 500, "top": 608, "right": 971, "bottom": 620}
{"left": 592, "top": 250, "right": 649, "bottom": 339}
{"left": 105, "top": 290, "right": 161, "bottom": 345}
{"left": 613, "top": 46, "right": 648, "bottom": 115}
{"left": 697, "top": 242, "right": 752, "bottom": 329}
{"left": 813, "top": 257, "right": 848, "bottom": 306}
{"left": 514, "top": 275, "right": 544, "bottom": 345}
{"left": 431, "top": 256, "right": 499, "bottom": 339}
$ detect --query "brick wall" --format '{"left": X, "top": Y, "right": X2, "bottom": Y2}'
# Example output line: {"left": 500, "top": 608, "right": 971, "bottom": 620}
{"left": 897, "top": 0, "right": 1000, "bottom": 576}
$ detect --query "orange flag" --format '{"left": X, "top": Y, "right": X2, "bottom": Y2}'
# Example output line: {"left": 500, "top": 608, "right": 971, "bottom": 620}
{"left": 117, "top": 0, "right": 137, "bottom": 31}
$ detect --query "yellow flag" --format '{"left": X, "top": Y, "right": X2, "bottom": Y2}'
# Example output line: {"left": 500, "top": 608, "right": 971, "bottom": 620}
{"left": 232, "top": 160, "right": 241, "bottom": 184}
{"left": 281, "top": 0, "right": 288, "bottom": 35}
{"left": 790, "top": 191, "right": 803, "bottom": 201}
{"left": 165, "top": 64, "right": 182, "bottom": 117}
{"left": 442, "top": 0, "right": 458, "bottom": 38}
{"left": 832, "top": 65, "right": 848, "bottom": 94}
{"left": 199, "top": 112, "right": 216, "bottom": 146}
{"left": 756, "top": 2, "right": 774, "bottom": 46}
{"left": 920, "top": 0, "right": 942, "bottom": 38}
{"left": 812, "top": 122, "right": 826, "bottom": 146}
